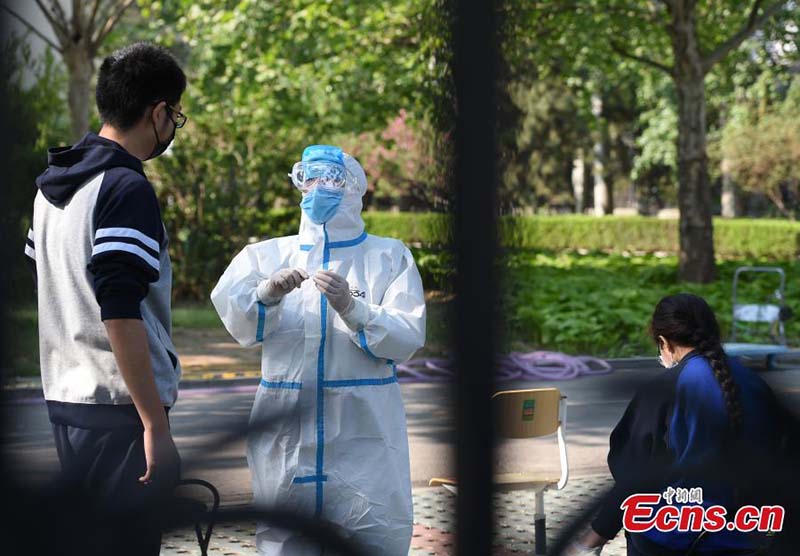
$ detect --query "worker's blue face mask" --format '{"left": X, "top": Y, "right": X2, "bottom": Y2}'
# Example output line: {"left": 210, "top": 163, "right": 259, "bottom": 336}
{"left": 300, "top": 187, "right": 344, "bottom": 225}
{"left": 296, "top": 144, "right": 348, "bottom": 224}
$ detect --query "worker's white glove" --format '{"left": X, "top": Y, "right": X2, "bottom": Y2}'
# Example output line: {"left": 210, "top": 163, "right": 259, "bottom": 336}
{"left": 257, "top": 268, "right": 309, "bottom": 305}
{"left": 313, "top": 270, "right": 354, "bottom": 314}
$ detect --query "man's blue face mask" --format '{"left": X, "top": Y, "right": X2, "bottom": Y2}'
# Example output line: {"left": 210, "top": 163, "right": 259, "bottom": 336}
{"left": 300, "top": 187, "right": 344, "bottom": 225}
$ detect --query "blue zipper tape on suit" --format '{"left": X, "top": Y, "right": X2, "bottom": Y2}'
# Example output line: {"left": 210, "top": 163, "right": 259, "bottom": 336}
{"left": 260, "top": 379, "right": 302, "bottom": 390}
{"left": 292, "top": 474, "right": 327, "bottom": 484}
{"left": 305, "top": 228, "right": 372, "bottom": 516}
{"left": 322, "top": 375, "right": 398, "bottom": 387}
{"left": 313, "top": 225, "right": 331, "bottom": 516}
{"left": 256, "top": 302, "right": 266, "bottom": 342}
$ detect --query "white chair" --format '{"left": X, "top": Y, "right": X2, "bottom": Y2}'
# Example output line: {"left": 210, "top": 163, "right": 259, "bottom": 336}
{"left": 430, "top": 387, "right": 568, "bottom": 555}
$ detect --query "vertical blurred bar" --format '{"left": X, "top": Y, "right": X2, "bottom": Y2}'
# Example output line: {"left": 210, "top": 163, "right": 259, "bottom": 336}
{"left": 451, "top": 1, "right": 498, "bottom": 556}
{"left": 0, "top": 7, "right": 14, "bottom": 484}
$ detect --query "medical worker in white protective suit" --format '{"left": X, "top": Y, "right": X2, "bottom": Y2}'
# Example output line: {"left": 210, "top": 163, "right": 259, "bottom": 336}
{"left": 211, "top": 145, "right": 426, "bottom": 556}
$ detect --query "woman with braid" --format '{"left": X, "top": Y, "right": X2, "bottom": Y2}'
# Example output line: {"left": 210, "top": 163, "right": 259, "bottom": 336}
{"left": 569, "top": 293, "right": 783, "bottom": 556}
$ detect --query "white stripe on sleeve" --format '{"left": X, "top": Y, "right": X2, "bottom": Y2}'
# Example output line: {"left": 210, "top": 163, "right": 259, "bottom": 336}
{"left": 24, "top": 244, "right": 35, "bottom": 260}
{"left": 95, "top": 227, "right": 159, "bottom": 252}
{"left": 27, "top": 229, "right": 34, "bottom": 241}
{"left": 92, "top": 242, "right": 160, "bottom": 271}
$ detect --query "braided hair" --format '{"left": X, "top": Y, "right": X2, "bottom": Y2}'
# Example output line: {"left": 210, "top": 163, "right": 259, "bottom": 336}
{"left": 650, "top": 293, "right": 744, "bottom": 431}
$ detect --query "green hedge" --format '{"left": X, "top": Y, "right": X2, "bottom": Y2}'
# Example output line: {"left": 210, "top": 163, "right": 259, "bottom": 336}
{"left": 361, "top": 212, "right": 800, "bottom": 260}
{"left": 500, "top": 215, "right": 670, "bottom": 252}
{"left": 711, "top": 219, "right": 800, "bottom": 259}
{"left": 501, "top": 216, "right": 800, "bottom": 259}
{"left": 166, "top": 211, "right": 799, "bottom": 300}
{"left": 361, "top": 212, "right": 452, "bottom": 246}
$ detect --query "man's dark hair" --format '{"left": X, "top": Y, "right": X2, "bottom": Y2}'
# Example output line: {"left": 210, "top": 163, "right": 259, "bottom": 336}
{"left": 96, "top": 42, "right": 186, "bottom": 131}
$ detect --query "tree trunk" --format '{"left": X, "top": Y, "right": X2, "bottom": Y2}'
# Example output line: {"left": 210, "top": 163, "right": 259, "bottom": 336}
{"left": 600, "top": 127, "right": 616, "bottom": 214}
{"left": 591, "top": 92, "right": 612, "bottom": 216}
{"left": 670, "top": 3, "right": 716, "bottom": 283}
{"left": 615, "top": 129, "right": 636, "bottom": 209}
{"left": 571, "top": 153, "right": 585, "bottom": 214}
{"left": 719, "top": 110, "right": 737, "bottom": 218}
{"left": 63, "top": 46, "right": 94, "bottom": 142}
{"left": 582, "top": 157, "right": 592, "bottom": 214}
{"left": 592, "top": 142, "right": 608, "bottom": 216}
{"left": 720, "top": 158, "right": 737, "bottom": 218}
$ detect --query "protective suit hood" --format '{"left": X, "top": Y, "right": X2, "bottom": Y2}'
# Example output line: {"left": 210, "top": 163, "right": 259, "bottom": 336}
{"left": 298, "top": 153, "right": 367, "bottom": 245}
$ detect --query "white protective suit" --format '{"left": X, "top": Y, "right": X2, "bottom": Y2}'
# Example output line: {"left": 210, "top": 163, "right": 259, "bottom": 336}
{"left": 210, "top": 155, "right": 426, "bottom": 556}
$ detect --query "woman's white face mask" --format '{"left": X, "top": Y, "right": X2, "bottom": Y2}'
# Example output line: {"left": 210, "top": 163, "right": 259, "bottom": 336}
{"left": 657, "top": 336, "right": 678, "bottom": 369}
{"left": 658, "top": 350, "right": 678, "bottom": 369}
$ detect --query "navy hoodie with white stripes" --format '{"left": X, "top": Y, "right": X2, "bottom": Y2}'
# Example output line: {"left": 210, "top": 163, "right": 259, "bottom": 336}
{"left": 27, "top": 132, "right": 180, "bottom": 427}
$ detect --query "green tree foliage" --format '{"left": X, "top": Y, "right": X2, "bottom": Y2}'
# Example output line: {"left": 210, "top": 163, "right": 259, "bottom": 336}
{"left": 3, "top": 36, "right": 71, "bottom": 302}
{"left": 496, "top": 3, "right": 664, "bottom": 215}
{"left": 1, "top": 0, "right": 141, "bottom": 141}
{"left": 508, "top": 1, "right": 797, "bottom": 282}
{"left": 722, "top": 78, "right": 800, "bottom": 218}
{"left": 498, "top": 78, "right": 588, "bottom": 212}
{"left": 133, "top": 0, "right": 445, "bottom": 298}
{"left": 336, "top": 110, "right": 448, "bottom": 211}
{"left": 4, "top": 1, "right": 452, "bottom": 301}
{"left": 9, "top": 0, "right": 800, "bottom": 300}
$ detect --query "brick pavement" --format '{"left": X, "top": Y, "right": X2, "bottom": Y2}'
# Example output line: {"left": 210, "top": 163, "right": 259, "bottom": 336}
{"left": 161, "top": 475, "right": 628, "bottom": 556}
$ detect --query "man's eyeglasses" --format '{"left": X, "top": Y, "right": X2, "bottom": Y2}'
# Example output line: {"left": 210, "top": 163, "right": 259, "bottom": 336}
{"left": 166, "top": 105, "right": 188, "bottom": 128}
{"left": 153, "top": 100, "right": 188, "bottom": 128}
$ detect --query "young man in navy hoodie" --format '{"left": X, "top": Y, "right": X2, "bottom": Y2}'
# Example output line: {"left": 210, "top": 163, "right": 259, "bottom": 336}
{"left": 25, "top": 42, "right": 186, "bottom": 555}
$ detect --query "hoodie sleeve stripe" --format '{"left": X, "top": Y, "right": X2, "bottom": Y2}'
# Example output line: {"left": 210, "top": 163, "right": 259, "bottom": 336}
{"left": 95, "top": 227, "right": 159, "bottom": 252}
{"left": 25, "top": 228, "right": 35, "bottom": 259}
{"left": 92, "top": 242, "right": 160, "bottom": 271}
{"left": 89, "top": 169, "right": 163, "bottom": 320}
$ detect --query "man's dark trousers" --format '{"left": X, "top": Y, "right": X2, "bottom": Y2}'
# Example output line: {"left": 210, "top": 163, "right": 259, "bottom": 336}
{"left": 52, "top": 420, "right": 180, "bottom": 556}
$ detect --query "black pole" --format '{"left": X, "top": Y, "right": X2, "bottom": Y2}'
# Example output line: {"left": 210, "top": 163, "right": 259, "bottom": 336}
{"left": 452, "top": 1, "right": 498, "bottom": 556}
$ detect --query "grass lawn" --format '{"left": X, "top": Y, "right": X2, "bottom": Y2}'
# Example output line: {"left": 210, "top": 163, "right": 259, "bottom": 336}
{"left": 171, "top": 303, "right": 227, "bottom": 329}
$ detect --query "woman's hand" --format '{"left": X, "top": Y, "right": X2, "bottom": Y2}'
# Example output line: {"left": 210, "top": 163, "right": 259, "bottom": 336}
{"left": 562, "top": 528, "right": 608, "bottom": 556}
{"left": 564, "top": 528, "right": 608, "bottom": 555}
{"left": 580, "top": 528, "right": 608, "bottom": 548}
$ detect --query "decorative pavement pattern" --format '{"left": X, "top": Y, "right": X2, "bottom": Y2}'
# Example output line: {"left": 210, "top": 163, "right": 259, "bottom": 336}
{"left": 161, "top": 474, "right": 629, "bottom": 555}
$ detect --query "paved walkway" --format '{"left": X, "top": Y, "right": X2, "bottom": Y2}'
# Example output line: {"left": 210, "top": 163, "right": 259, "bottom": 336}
{"left": 6, "top": 353, "right": 796, "bottom": 555}
{"left": 161, "top": 475, "right": 628, "bottom": 556}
